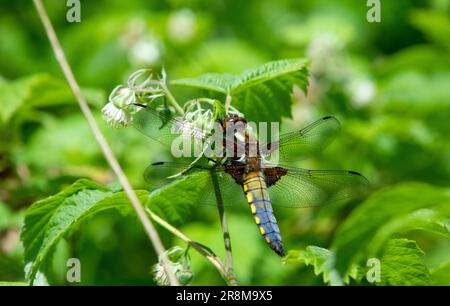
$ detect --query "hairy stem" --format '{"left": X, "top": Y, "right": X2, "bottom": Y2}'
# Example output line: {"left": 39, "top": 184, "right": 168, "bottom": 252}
{"left": 210, "top": 171, "right": 238, "bottom": 286}
{"left": 32, "top": 0, "right": 179, "bottom": 286}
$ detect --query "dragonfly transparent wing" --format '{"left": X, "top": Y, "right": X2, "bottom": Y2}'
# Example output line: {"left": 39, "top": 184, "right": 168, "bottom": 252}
{"left": 132, "top": 104, "right": 184, "bottom": 147}
{"left": 265, "top": 165, "right": 369, "bottom": 208}
{"left": 199, "top": 170, "right": 247, "bottom": 207}
{"left": 144, "top": 161, "right": 246, "bottom": 207}
{"left": 132, "top": 103, "right": 215, "bottom": 151}
{"left": 261, "top": 116, "right": 341, "bottom": 162}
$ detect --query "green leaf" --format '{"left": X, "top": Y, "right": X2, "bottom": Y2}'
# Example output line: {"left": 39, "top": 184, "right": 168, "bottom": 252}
{"left": 0, "top": 74, "right": 36, "bottom": 123}
{"left": 283, "top": 246, "right": 344, "bottom": 286}
{"left": 20, "top": 179, "right": 149, "bottom": 284}
{"left": 231, "top": 58, "right": 309, "bottom": 94}
{"left": 147, "top": 172, "right": 209, "bottom": 226}
{"left": 430, "top": 261, "right": 450, "bottom": 285}
{"left": 171, "top": 73, "right": 234, "bottom": 93}
{"left": 285, "top": 239, "right": 432, "bottom": 286}
{"left": 170, "top": 58, "right": 309, "bottom": 122}
{"left": 20, "top": 175, "right": 205, "bottom": 284}
{"left": 395, "top": 211, "right": 450, "bottom": 240}
{"left": 0, "top": 74, "right": 104, "bottom": 123}
{"left": 378, "top": 238, "right": 430, "bottom": 286}
{"left": 332, "top": 183, "right": 450, "bottom": 275}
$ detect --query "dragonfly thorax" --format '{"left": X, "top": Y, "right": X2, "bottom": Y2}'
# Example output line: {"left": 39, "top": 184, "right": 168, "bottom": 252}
{"left": 222, "top": 115, "right": 262, "bottom": 159}
{"left": 244, "top": 157, "right": 262, "bottom": 173}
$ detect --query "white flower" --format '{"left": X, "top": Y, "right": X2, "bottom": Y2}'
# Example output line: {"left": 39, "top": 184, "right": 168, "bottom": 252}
{"left": 102, "top": 101, "right": 133, "bottom": 127}
{"left": 171, "top": 108, "right": 213, "bottom": 144}
{"left": 151, "top": 246, "right": 193, "bottom": 286}
{"left": 102, "top": 68, "right": 170, "bottom": 127}
{"left": 111, "top": 87, "right": 136, "bottom": 108}
{"left": 152, "top": 262, "right": 170, "bottom": 286}
{"left": 172, "top": 119, "right": 207, "bottom": 142}
{"left": 102, "top": 86, "right": 139, "bottom": 127}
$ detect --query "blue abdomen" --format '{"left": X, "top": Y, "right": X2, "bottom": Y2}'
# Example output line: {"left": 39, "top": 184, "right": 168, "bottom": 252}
{"left": 243, "top": 171, "right": 285, "bottom": 257}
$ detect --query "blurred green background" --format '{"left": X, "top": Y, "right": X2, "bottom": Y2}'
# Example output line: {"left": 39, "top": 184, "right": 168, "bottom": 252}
{"left": 0, "top": 0, "right": 449, "bottom": 285}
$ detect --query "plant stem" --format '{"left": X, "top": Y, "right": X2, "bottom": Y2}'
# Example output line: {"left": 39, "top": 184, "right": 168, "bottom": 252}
{"left": 32, "top": 0, "right": 179, "bottom": 286}
{"left": 225, "top": 94, "right": 232, "bottom": 112}
{"left": 210, "top": 171, "right": 238, "bottom": 286}
{"left": 145, "top": 208, "right": 234, "bottom": 284}
{"left": 160, "top": 81, "right": 185, "bottom": 115}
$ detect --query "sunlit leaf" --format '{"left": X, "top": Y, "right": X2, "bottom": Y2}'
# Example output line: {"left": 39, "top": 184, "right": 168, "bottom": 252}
{"left": 170, "top": 58, "right": 309, "bottom": 122}
{"left": 171, "top": 73, "right": 233, "bottom": 93}
{"left": 20, "top": 179, "right": 149, "bottom": 284}
{"left": 378, "top": 238, "right": 430, "bottom": 286}
{"left": 283, "top": 246, "right": 344, "bottom": 286}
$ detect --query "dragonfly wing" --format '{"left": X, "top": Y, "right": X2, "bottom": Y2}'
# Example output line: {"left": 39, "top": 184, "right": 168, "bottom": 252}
{"left": 197, "top": 171, "right": 247, "bottom": 207}
{"left": 132, "top": 104, "right": 215, "bottom": 156}
{"left": 145, "top": 161, "right": 245, "bottom": 207}
{"left": 265, "top": 166, "right": 369, "bottom": 208}
{"left": 132, "top": 104, "right": 183, "bottom": 148}
{"left": 144, "top": 160, "right": 211, "bottom": 182}
{"left": 261, "top": 116, "right": 341, "bottom": 162}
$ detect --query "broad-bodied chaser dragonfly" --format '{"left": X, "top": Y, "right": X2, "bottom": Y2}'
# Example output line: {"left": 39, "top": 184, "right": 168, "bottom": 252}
{"left": 132, "top": 103, "right": 368, "bottom": 256}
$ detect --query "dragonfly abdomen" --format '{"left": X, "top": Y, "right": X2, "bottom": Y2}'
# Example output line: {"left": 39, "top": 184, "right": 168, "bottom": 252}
{"left": 243, "top": 171, "right": 285, "bottom": 257}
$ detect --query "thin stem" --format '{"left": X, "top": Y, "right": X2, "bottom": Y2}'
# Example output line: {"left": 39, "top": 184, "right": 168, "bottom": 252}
{"left": 225, "top": 94, "right": 232, "bottom": 112}
{"left": 32, "top": 0, "right": 179, "bottom": 286}
{"left": 145, "top": 208, "right": 233, "bottom": 284}
{"left": 194, "top": 98, "right": 217, "bottom": 105}
{"left": 160, "top": 81, "right": 185, "bottom": 115}
{"left": 139, "top": 89, "right": 164, "bottom": 94}
{"left": 210, "top": 171, "right": 238, "bottom": 286}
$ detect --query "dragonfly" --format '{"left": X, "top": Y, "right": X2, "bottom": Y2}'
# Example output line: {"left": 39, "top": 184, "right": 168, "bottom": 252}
{"left": 132, "top": 103, "right": 369, "bottom": 257}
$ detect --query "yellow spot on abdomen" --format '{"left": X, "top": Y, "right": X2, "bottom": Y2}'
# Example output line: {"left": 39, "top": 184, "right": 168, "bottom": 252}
{"left": 259, "top": 226, "right": 265, "bottom": 235}
{"left": 250, "top": 203, "right": 256, "bottom": 214}
{"left": 243, "top": 184, "right": 248, "bottom": 192}
{"left": 254, "top": 216, "right": 260, "bottom": 224}
{"left": 265, "top": 236, "right": 271, "bottom": 243}
{"left": 246, "top": 192, "right": 253, "bottom": 203}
